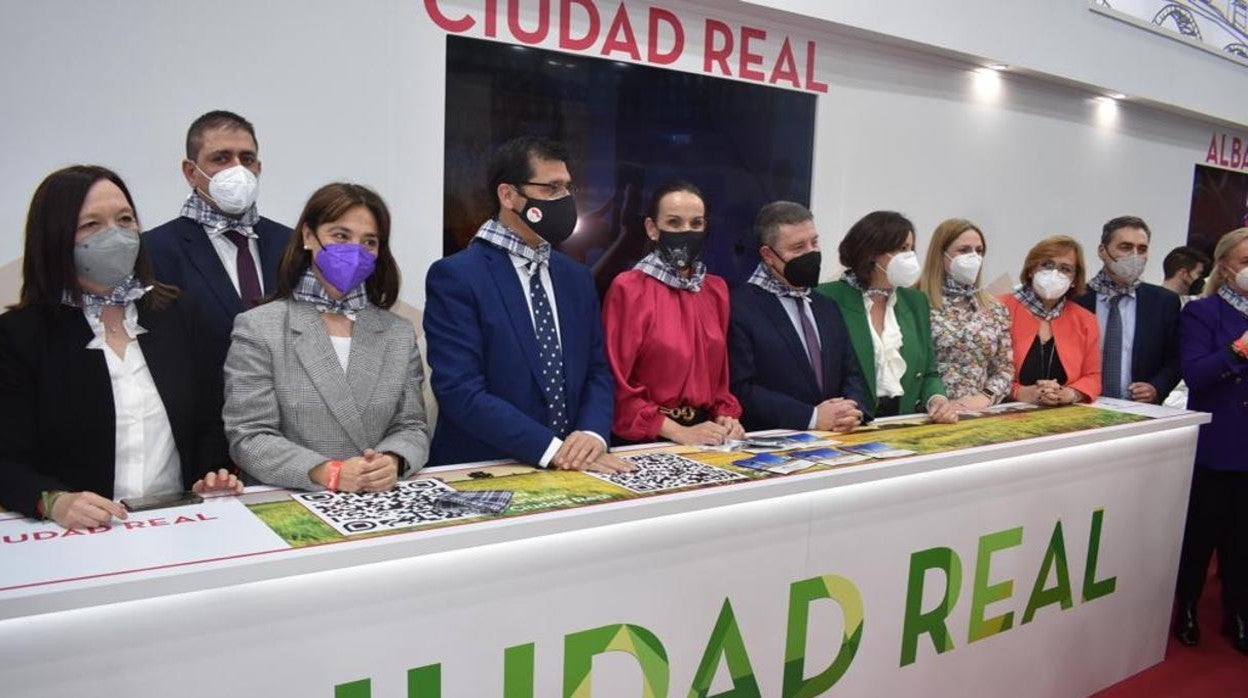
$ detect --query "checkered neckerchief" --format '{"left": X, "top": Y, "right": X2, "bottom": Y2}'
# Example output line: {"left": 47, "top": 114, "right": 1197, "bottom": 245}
{"left": 942, "top": 276, "right": 979, "bottom": 299}
{"left": 292, "top": 269, "right": 369, "bottom": 321}
{"left": 1219, "top": 283, "right": 1248, "bottom": 318}
{"left": 1087, "top": 269, "right": 1138, "bottom": 300}
{"left": 747, "top": 263, "right": 807, "bottom": 299}
{"left": 842, "top": 270, "right": 891, "bottom": 299}
{"left": 634, "top": 251, "right": 705, "bottom": 292}
{"left": 62, "top": 275, "right": 152, "bottom": 320}
{"left": 1013, "top": 284, "right": 1065, "bottom": 321}
{"left": 472, "top": 218, "right": 550, "bottom": 270}
{"left": 180, "top": 192, "right": 259, "bottom": 236}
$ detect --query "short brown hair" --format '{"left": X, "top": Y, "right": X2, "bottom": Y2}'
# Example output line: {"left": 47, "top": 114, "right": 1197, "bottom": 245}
{"left": 1019, "top": 235, "right": 1087, "bottom": 299}
{"left": 1101, "top": 215, "right": 1150, "bottom": 246}
{"left": 186, "top": 110, "right": 257, "bottom": 161}
{"left": 838, "top": 211, "right": 914, "bottom": 282}
{"left": 273, "top": 183, "right": 400, "bottom": 308}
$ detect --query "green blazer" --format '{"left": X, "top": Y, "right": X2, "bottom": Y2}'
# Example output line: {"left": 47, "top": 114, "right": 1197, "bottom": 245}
{"left": 815, "top": 280, "right": 946, "bottom": 415}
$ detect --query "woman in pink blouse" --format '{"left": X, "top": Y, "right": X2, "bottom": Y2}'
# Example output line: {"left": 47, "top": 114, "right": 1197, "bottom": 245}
{"left": 602, "top": 181, "right": 744, "bottom": 446}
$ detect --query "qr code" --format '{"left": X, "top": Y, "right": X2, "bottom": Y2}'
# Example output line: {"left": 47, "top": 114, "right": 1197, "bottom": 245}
{"left": 291, "top": 478, "right": 483, "bottom": 536}
{"left": 588, "top": 452, "right": 747, "bottom": 494}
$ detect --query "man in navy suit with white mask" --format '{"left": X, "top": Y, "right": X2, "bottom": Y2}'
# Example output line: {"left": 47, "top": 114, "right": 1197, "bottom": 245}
{"left": 144, "top": 110, "right": 291, "bottom": 370}
{"left": 424, "top": 136, "right": 628, "bottom": 472}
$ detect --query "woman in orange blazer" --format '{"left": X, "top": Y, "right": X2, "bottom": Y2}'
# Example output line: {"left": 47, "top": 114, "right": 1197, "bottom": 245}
{"left": 1000, "top": 235, "right": 1102, "bottom": 404}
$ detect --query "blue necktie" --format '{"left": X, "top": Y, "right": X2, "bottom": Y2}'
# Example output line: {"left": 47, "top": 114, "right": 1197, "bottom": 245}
{"left": 1102, "top": 295, "right": 1123, "bottom": 399}
{"left": 527, "top": 265, "right": 569, "bottom": 437}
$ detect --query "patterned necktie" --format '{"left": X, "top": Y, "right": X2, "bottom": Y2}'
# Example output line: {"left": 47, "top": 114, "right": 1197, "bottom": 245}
{"left": 796, "top": 297, "right": 824, "bottom": 393}
{"left": 223, "top": 230, "right": 262, "bottom": 307}
{"left": 527, "top": 265, "right": 569, "bottom": 437}
{"left": 1102, "top": 295, "right": 1123, "bottom": 399}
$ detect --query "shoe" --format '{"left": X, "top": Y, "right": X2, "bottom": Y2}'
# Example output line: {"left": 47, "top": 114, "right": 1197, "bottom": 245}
{"left": 1174, "top": 602, "right": 1200, "bottom": 646}
{"left": 1223, "top": 613, "right": 1248, "bottom": 655}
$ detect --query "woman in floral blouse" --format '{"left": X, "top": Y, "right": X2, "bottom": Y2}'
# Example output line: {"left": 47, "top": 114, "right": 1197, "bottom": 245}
{"left": 917, "top": 218, "right": 1013, "bottom": 410}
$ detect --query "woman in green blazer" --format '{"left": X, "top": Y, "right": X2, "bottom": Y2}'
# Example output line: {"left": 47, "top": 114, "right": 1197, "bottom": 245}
{"left": 816, "top": 211, "right": 957, "bottom": 422}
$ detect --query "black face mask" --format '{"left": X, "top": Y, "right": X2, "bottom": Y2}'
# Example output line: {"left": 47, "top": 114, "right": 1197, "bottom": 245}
{"left": 771, "top": 248, "right": 821, "bottom": 288}
{"left": 656, "top": 229, "right": 706, "bottom": 270}
{"left": 1190, "top": 276, "right": 1206, "bottom": 296}
{"left": 515, "top": 191, "right": 578, "bottom": 246}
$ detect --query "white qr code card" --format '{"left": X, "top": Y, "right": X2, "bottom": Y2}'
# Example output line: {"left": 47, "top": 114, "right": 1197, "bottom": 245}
{"left": 588, "top": 451, "right": 747, "bottom": 494}
{"left": 291, "top": 478, "right": 485, "bottom": 536}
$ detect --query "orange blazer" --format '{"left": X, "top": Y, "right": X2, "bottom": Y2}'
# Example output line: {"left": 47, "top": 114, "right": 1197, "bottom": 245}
{"left": 1000, "top": 294, "right": 1102, "bottom": 402}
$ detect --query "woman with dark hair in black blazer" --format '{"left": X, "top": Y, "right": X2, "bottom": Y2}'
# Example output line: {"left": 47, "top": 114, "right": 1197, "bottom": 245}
{"left": 0, "top": 165, "right": 240, "bottom": 529}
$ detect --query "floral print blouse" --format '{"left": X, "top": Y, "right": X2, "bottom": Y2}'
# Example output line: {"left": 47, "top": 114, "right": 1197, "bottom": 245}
{"left": 930, "top": 294, "right": 1014, "bottom": 403}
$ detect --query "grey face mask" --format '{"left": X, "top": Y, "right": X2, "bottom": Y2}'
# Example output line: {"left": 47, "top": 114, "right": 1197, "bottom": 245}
{"left": 74, "top": 227, "right": 141, "bottom": 290}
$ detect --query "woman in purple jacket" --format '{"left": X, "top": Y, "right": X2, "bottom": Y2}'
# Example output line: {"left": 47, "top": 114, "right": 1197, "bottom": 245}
{"left": 1173, "top": 227, "right": 1248, "bottom": 653}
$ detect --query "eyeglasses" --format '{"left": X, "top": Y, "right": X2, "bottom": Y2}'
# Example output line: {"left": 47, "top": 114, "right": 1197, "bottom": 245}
{"left": 1038, "top": 260, "right": 1076, "bottom": 276}
{"left": 514, "top": 181, "right": 579, "bottom": 198}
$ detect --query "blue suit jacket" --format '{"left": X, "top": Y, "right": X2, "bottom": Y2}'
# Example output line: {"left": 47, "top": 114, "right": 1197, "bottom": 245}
{"left": 1076, "top": 282, "right": 1181, "bottom": 400}
{"left": 145, "top": 215, "right": 290, "bottom": 368}
{"left": 423, "top": 241, "right": 613, "bottom": 466}
{"left": 729, "top": 283, "right": 871, "bottom": 431}
{"left": 1180, "top": 294, "right": 1248, "bottom": 472}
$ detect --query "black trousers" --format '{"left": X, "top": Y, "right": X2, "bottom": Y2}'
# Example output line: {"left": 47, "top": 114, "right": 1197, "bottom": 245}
{"left": 1175, "top": 467, "right": 1248, "bottom": 614}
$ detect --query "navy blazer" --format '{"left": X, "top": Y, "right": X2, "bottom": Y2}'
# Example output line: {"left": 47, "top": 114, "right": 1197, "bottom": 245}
{"left": 729, "top": 283, "right": 872, "bottom": 431}
{"left": 144, "top": 215, "right": 290, "bottom": 368}
{"left": 423, "top": 241, "right": 614, "bottom": 466}
{"left": 1180, "top": 294, "right": 1248, "bottom": 472}
{"left": 0, "top": 295, "right": 231, "bottom": 518}
{"left": 1076, "top": 282, "right": 1180, "bottom": 400}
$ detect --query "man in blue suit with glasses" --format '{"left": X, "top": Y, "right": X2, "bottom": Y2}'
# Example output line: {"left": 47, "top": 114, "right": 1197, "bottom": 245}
{"left": 424, "top": 137, "right": 628, "bottom": 472}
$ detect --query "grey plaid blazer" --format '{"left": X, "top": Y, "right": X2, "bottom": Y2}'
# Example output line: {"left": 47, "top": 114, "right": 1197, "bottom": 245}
{"left": 224, "top": 299, "right": 430, "bottom": 489}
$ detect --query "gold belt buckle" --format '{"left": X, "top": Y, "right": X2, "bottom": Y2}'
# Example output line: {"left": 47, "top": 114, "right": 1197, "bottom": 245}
{"left": 660, "top": 405, "right": 698, "bottom": 423}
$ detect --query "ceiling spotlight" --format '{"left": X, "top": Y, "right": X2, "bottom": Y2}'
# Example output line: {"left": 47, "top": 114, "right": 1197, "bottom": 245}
{"left": 987, "top": 64, "right": 1009, "bottom": 71}
{"left": 1108, "top": 92, "right": 1127, "bottom": 100}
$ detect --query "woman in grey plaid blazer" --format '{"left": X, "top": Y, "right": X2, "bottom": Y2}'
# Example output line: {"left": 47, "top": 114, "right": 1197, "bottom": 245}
{"left": 224, "top": 183, "right": 429, "bottom": 491}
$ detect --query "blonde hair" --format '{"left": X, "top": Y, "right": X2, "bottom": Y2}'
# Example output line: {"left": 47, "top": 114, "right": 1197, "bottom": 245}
{"left": 918, "top": 218, "right": 998, "bottom": 310}
{"left": 1204, "top": 227, "right": 1248, "bottom": 297}
{"left": 1020, "top": 235, "right": 1088, "bottom": 300}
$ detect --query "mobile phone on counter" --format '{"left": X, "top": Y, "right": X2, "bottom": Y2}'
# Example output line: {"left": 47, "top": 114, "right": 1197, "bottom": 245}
{"left": 121, "top": 491, "right": 204, "bottom": 512}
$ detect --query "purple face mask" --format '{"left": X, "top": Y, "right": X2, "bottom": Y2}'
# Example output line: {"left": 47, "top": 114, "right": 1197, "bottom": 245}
{"left": 313, "top": 242, "right": 377, "bottom": 293}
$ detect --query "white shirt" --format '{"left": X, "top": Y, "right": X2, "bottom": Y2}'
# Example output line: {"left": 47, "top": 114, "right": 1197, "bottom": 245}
{"left": 506, "top": 254, "right": 605, "bottom": 466}
{"left": 330, "top": 335, "right": 352, "bottom": 371}
{"left": 203, "top": 225, "right": 265, "bottom": 297}
{"left": 83, "top": 306, "right": 182, "bottom": 500}
{"left": 863, "top": 292, "right": 907, "bottom": 399}
{"left": 778, "top": 295, "right": 824, "bottom": 429}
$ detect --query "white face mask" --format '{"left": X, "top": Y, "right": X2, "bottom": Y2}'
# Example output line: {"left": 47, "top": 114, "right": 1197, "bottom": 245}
{"left": 195, "top": 163, "right": 259, "bottom": 215}
{"left": 1032, "top": 269, "right": 1072, "bottom": 300}
{"left": 880, "top": 250, "right": 921, "bottom": 288}
{"left": 945, "top": 251, "right": 982, "bottom": 286}
{"left": 1235, "top": 266, "right": 1248, "bottom": 292}
{"left": 1106, "top": 251, "right": 1147, "bottom": 285}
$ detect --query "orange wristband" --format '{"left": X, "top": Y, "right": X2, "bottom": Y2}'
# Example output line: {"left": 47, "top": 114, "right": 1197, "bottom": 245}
{"left": 325, "top": 461, "right": 344, "bottom": 492}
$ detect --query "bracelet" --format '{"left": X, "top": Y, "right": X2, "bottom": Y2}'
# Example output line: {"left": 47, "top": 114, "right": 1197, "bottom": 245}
{"left": 38, "top": 490, "right": 66, "bottom": 520}
{"left": 325, "top": 461, "right": 344, "bottom": 492}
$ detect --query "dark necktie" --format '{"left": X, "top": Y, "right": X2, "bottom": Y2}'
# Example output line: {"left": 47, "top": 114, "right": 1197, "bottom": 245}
{"left": 223, "top": 230, "right": 262, "bottom": 308}
{"left": 1102, "top": 295, "right": 1123, "bottom": 399}
{"left": 797, "top": 297, "right": 824, "bottom": 393}
{"left": 527, "top": 265, "right": 569, "bottom": 437}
